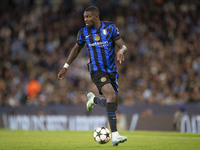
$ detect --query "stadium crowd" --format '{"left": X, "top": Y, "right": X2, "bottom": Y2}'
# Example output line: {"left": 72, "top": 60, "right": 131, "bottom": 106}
{"left": 0, "top": 0, "right": 200, "bottom": 107}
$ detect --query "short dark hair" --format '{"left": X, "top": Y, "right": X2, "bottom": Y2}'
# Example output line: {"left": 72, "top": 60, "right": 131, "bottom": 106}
{"left": 85, "top": 6, "right": 99, "bottom": 15}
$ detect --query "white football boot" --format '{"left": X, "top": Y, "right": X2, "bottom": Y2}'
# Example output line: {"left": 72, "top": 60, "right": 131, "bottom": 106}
{"left": 112, "top": 134, "right": 127, "bottom": 146}
{"left": 86, "top": 92, "right": 95, "bottom": 111}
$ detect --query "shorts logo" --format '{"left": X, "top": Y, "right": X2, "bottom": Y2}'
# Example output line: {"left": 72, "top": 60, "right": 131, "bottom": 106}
{"left": 101, "top": 77, "right": 106, "bottom": 82}
{"left": 95, "top": 34, "right": 100, "bottom": 41}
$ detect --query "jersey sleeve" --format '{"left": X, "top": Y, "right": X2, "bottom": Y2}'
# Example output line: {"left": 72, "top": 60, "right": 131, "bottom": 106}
{"left": 77, "top": 29, "right": 85, "bottom": 45}
{"left": 112, "top": 25, "right": 121, "bottom": 41}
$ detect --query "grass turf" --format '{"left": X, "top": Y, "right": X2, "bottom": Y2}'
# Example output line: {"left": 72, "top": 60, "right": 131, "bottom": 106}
{"left": 0, "top": 130, "right": 200, "bottom": 150}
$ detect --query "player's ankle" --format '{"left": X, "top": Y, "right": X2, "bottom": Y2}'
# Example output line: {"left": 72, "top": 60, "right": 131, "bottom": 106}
{"left": 112, "top": 131, "right": 119, "bottom": 139}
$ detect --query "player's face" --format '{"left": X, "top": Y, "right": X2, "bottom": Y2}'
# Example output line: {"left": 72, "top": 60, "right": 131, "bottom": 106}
{"left": 83, "top": 11, "right": 97, "bottom": 28}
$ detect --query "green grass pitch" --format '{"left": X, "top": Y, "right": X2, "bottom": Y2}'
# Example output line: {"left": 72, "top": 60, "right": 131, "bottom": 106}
{"left": 0, "top": 130, "right": 200, "bottom": 150}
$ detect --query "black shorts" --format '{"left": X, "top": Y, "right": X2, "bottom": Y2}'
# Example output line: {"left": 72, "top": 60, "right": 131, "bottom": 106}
{"left": 90, "top": 71, "right": 119, "bottom": 95}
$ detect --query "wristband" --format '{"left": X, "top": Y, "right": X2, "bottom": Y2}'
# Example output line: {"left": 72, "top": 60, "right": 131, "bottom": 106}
{"left": 63, "top": 63, "right": 69, "bottom": 69}
{"left": 118, "top": 49, "right": 124, "bottom": 54}
{"left": 118, "top": 45, "right": 127, "bottom": 54}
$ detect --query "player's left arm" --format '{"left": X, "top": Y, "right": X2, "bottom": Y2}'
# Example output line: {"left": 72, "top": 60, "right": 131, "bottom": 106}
{"left": 115, "top": 38, "right": 127, "bottom": 64}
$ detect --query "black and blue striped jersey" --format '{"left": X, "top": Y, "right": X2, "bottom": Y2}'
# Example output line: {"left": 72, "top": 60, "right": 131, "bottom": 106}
{"left": 77, "top": 21, "right": 121, "bottom": 73}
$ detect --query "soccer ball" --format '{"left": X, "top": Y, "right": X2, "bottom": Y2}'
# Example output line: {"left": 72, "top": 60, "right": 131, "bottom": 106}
{"left": 93, "top": 127, "right": 111, "bottom": 144}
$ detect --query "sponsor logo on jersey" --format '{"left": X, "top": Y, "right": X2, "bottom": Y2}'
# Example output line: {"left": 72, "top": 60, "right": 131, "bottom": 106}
{"left": 89, "top": 41, "right": 108, "bottom": 47}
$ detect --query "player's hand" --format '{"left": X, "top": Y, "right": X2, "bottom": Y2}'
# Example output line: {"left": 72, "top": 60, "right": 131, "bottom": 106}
{"left": 57, "top": 68, "right": 67, "bottom": 80}
{"left": 117, "top": 51, "right": 124, "bottom": 64}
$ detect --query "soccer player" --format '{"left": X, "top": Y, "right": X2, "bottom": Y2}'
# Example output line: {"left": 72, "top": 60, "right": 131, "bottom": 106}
{"left": 57, "top": 6, "right": 127, "bottom": 146}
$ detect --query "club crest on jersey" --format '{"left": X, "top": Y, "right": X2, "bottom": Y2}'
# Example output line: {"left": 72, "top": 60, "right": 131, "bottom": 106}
{"left": 102, "top": 29, "right": 107, "bottom": 35}
{"left": 101, "top": 77, "right": 106, "bottom": 82}
{"left": 95, "top": 34, "right": 100, "bottom": 41}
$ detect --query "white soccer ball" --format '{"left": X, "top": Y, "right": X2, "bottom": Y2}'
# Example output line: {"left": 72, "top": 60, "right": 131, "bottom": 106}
{"left": 93, "top": 127, "right": 111, "bottom": 144}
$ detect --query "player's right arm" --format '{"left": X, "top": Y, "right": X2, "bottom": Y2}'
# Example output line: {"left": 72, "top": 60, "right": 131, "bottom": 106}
{"left": 57, "top": 43, "right": 84, "bottom": 80}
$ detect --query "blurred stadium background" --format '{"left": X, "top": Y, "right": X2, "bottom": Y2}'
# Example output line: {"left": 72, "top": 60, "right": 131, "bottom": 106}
{"left": 0, "top": 0, "right": 200, "bottom": 133}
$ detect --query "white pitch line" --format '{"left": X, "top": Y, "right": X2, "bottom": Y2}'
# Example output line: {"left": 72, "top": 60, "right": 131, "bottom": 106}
{"left": 127, "top": 134, "right": 200, "bottom": 139}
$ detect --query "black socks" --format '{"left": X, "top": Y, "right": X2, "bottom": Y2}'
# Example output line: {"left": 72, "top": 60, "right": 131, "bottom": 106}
{"left": 106, "top": 102, "right": 117, "bottom": 132}
{"left": 94, "top": 97, "right": 106, "bottom": 107}
{"left": 94, "top": 98, "right": 117, "bottom": 132}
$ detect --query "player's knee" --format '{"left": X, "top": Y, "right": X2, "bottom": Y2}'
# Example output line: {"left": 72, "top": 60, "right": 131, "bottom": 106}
{"left": 101, "top": 84, "right": 116, "bottom": 103}
{"left": 106, "top": 93, "right": 116, "bottom": 103}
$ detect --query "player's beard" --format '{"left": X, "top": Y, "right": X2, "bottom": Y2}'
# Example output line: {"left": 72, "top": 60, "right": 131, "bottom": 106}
{"left": 86, "top": 21, "right": 95, "bottom": 28}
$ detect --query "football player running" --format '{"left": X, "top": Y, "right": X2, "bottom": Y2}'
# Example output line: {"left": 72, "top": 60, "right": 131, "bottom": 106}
{"left": 58, "top": 6, "right": 127, "bottom": 146}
